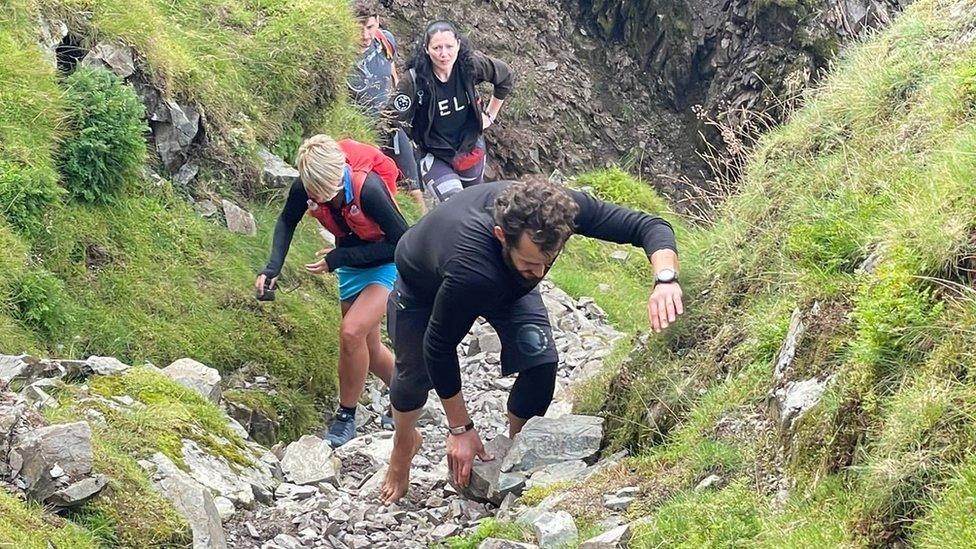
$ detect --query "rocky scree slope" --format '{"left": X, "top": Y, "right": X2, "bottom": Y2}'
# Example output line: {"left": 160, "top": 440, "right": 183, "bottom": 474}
{"left": 0, "top": 282, "right": 637, "bottom": 548}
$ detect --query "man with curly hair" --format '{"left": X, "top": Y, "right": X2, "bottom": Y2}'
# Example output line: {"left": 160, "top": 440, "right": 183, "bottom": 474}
{"left": 378, "top": 180, "right": 683, "bottom": 504}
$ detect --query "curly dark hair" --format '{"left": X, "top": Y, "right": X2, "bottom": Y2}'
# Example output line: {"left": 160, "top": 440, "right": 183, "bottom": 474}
{"left": 493, "top": 181, "right": 580, "bottom": 253}
{"left": 352, "top": 0, "right": 379, "bottom": 21}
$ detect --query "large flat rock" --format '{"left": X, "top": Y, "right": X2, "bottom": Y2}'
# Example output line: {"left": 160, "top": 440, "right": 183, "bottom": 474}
{"left": 501, "top": 415, "right": 604, "bottom": 472}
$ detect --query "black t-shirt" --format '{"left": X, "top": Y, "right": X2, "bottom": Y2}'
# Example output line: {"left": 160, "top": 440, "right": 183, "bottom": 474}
{"left": 261, "top": 175, "right": 409, "bottom": 278}
{"left": 425, "top": 69, "right": 477, "bottom": 162}
{"left": 394, "top": 181, "right": 678, "bottom": 399}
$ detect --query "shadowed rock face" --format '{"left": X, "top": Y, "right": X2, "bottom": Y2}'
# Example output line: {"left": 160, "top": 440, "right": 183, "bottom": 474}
{"left": 577, "top": 0, "right": 914, "bottom": 145}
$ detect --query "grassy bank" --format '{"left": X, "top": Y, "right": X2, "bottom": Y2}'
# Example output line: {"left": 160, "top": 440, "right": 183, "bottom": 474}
{"left": 0, "top": 0, "right": 375, "bottom": 544}
{"left": 548, "top": 0, "right": 976, "bottom": 545}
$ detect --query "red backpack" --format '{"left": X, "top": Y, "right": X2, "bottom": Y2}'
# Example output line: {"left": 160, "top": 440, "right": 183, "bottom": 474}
{"left": 306, "top": 139, "right": 399, "bottom": 242}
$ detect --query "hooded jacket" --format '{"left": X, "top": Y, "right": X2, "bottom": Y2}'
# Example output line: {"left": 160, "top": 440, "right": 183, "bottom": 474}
{"left": 384, "top": 49, "right": 514, "bottom": 158}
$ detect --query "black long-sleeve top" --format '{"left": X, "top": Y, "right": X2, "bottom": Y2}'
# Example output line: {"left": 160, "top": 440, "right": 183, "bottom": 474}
{"left": 261, "top": 175, "right": 409, "bottom": 278}
{"left": 394, "top": 180, "right": 678, "bottom": 399}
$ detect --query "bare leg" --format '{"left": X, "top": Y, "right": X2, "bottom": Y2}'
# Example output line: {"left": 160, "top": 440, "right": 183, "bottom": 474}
{"left": 380, "top": 407, "right": 424, "bottom": 505}
{"left": 365, "top": 321, "right": 394, "bottom": 387}
{"left": 408, "top": 189, "right": 427, "bottom": 215}
{"left": 337, "top": 284, "right": 391, "bottom": 408}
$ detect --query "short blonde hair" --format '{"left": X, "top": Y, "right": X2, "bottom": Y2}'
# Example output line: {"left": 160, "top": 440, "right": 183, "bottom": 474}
{"left": 296, "top": 134, "right": 345, "bottom": 201}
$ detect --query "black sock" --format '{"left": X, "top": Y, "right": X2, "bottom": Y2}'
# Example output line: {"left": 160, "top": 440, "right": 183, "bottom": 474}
{"left": 338, "top": 405, "right": 356, "bottom": 421}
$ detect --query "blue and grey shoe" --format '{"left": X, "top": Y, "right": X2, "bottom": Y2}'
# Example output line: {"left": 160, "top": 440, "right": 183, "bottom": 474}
{"left": 325, "top": 410, "right": 357, "bottom": 448}
{"left": 381, "top": 406, "right": 395, "bottom": 431}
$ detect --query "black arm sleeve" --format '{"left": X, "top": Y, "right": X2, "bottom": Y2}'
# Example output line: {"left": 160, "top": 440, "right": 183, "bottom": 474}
{"left": 423, "top": 268, "right": 495, "bottom": 399}
{"left": 472, "top": 51, "right": 514, "bottom": 100}
{"left": 261, "top": 180, "right": 308, "bottom": 278}
{"left": 324, "top": 174, "right": 409, "bottom": 270}
{"left": 568, "top": 189, "right": 678, "bottom": 257}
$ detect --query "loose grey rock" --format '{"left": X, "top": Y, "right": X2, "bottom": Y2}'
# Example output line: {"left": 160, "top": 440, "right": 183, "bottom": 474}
{"left": 258, "top": 147, "right": 301, "bottom": 189}
{"left": 695, "top": 474, "right": 723, "bottom": 492}
{"left": 454, "top": 435, "right": 526, "bottom": 505}
{"left": 81, "top": 43, "right": 136, "bottom": 78}
{"left": 162, "top": 358, "right": 222, "bottom": 402}
{"left": 527, "top": 460, "right": 588, "bottom": 488}
{"left": 9, "top": 421, "right": 94, "bottom": 503}
{"left": 85, "top": 356, "right": 131, "bottom": 376}
{"left": 0, "top": 355, "right": 35, "bottom": 389}
{"left": 173, "top": 161, "right": 200, "bottom": 187}
{"left": 502, "top": 415, "right": 604, "bottom": 472}
{"left": 280, "top": 436, "right": 340, "bottom": 485}
{"left": 532, "top": 511, "right": 578, "bottom": 548}
{"left": 36, "top": 16, "right": 68, "bottom": 67}
{"left": 22, "top": 383, "right": 58, "bottom": 410}
{"left": 430, "top": 522, "right": 460, "bottom": 539}
{"left": 47, "top": 475, "right": 108, "bottom": 508}
{"left": 226, "top": 399, "right": 279, "bottom": 446}
{"left": 181, "top": 439, "right": 271, "bottom": 508}
{"left": 193, "top": 199, "right": 220, "bottom": 218}
{"left": 603, "top": 495, "right": 633, "bottom": 511}
{"left": 772, "top": 308, "right": 806, "bottom": 382}
{"left": 148, "top": 452, "right": 227, "bottom": 549}
{"left": 222, "top": 200, "right": 258, "bottom": 236}
{"left": 112, "top": 395, "right": 136, "bottom": 407}
{"left": 0, "top": 395, "right": 24, "bottom": 426}
{"left": 769, "top": 376, "right": 832, "bottom": 433}
{"left": 214, "top": 496, "right": 236, "bottom": 522}
{"left": 153, "top": 101, "right": 200, "bottom": 171}
{"left": 226, "top": 417, "right": 250, "bottom": 441}
{"left": 271, "top": 533, "right": 302, "bottom": 549}
{"left": 578, "top": 523, "right": 632, "bottom": 549}
{"left": 275, "top": 482, "right": 317, "bottom": 500}
{"left": 478, "top": 332, "right": 502, "bottom": 354}
{"left": 347, "top": 534, "right": 371, "bottom": 549}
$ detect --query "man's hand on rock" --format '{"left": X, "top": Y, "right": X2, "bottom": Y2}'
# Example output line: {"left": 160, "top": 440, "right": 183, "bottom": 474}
{"left": 447, "top": 429, "right": 493, "bottom": 488}
{"left": 648, "top": 282, "right": 683, "bottom": 333}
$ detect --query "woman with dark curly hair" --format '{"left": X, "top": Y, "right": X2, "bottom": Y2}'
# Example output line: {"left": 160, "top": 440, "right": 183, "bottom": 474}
{"left": 384, "top": 20, "right": 514, "bottom": 203}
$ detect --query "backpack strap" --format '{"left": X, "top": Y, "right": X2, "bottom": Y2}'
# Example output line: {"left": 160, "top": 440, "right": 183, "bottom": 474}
{"left": 409, "top": 68, "right": 424, "bottom": 105}
{"left": 374, "top": 30, "right": 395, "bottom": 60}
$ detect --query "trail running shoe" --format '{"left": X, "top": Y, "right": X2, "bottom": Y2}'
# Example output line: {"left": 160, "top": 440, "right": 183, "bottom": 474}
{"left": 325, "top": 410, "right": 356, "bottom": 448}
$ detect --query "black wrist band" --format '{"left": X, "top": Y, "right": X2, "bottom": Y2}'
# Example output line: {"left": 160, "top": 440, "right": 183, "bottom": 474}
{"left": 448, "top": 420, "right": 475, "bottom": 436}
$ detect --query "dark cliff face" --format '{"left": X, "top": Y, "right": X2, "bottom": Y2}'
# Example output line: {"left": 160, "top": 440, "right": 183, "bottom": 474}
{"left": 577, "top": 0, "right": 914, "bottom": 139}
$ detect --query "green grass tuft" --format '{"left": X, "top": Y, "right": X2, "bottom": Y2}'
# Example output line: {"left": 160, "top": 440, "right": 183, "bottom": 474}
{"left": 0, "top": 489, "right": 99, "bottom": 548}
{"left": 58, "top": 66, "right": 148, "bottom": 204}
{"left": 438, "top": 518, "right": 529, "bottom": 549}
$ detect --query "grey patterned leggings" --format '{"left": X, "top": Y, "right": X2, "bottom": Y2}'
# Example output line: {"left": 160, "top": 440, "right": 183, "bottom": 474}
{"left": 418, "top": 138, "right": 486, "bottom": 202}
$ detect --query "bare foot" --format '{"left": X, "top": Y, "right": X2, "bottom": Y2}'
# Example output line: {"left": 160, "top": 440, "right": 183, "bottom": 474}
{"left": 379, "top": 428, "right": 424, "bottom": 505}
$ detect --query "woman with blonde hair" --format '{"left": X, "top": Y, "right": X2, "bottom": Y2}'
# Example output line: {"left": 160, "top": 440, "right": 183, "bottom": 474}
{"left": 255, "top": 135, "right": 408, "bottom": 447}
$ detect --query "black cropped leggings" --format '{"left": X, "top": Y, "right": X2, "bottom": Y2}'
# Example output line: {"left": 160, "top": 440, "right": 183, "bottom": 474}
{"left": 387, "top": 280, "right": 559, "bottom": 420}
